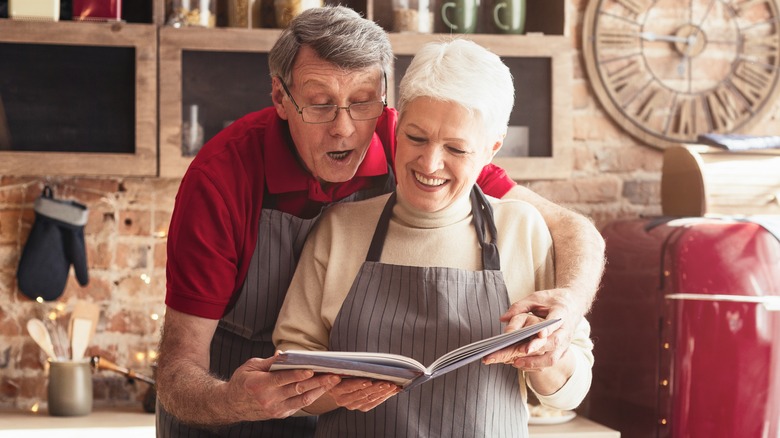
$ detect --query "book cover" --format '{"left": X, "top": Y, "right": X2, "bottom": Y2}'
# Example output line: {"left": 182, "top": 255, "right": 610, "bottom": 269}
{"left": 271, "top": 318, "right": 561, "bottom": 390}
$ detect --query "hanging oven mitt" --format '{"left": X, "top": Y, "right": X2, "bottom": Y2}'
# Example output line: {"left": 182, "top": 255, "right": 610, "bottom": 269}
{"left": 17, "top": 186, "right": 89, "bottom": 301}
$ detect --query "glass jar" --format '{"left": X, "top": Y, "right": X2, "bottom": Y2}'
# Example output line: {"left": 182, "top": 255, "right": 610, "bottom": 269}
{"left": 274, "top": 0, "right": 323, "bottom": 28}
{"left": 228, "top": 0, "right": 249, "bottom": 27}
{"left": 182, "top": 104, "right": 204, "bottom": 157}
{"left": 393, "top": 0, "right": 433, "bottom": 33}
{"left": 168, "top": 0, "right": 216, "bottom": 28}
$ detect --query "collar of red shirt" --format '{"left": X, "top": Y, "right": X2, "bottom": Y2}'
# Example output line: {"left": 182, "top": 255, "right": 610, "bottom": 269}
{"left": 264, "top": 118, "right": 390, "bottom": 198}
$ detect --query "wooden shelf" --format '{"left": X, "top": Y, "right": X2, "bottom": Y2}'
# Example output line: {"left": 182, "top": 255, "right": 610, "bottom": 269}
{"left": 0, "top": 19, "right": 158, "bottom": 176}
{"left": 2, "top": 0, "right": 572, "bottom": 179}
{"left": 159, "top": 26, "right": 282, "bottom": 177}
{"left": 158, "top": 28, "right": 572, "bottom": 180}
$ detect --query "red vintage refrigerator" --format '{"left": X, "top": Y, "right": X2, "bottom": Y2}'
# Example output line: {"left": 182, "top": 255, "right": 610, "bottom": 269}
{"left": 586, "top": 217, "right": 780, "bottom": 438}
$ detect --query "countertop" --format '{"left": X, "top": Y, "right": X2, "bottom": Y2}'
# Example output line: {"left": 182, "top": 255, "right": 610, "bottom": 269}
{"left": 530, "top": 415, "right": 620, "bottom": 437}
{"left": 0, "top": 408, "right": 619, "bottom": 437}
{"left": 0, "top": 408, "right": 155, "bottom": 438}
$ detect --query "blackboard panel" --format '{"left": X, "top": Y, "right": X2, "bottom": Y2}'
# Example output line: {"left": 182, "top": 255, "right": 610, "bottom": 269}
{"left": 0, "top": 42, "right": 135, "bottom": 153}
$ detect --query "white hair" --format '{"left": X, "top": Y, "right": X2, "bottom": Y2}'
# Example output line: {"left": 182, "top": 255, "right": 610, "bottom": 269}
{"left": 397, "top": 39, "right": 515, "bottom": 141}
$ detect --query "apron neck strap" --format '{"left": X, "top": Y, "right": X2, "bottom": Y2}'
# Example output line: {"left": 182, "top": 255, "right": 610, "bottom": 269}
{"left": 366, "top": 192, "right": 397, "bottom": 262}
{"left": 366, "top": 188, "right": 501, "bottom": 270}
{"left": 470, "top": 186, "right": 501, "bottom": 271}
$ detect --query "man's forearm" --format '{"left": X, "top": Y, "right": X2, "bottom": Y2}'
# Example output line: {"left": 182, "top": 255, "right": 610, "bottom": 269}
{"left": 501, "top": 185, "right": 605, "bottom": 312}
{"left": 155, "top": 307, "right": 243, "bottom": 428}
{"left": 156, "top": 356, "right": 238, "bottom": 427}
{"left": 546, "top": 210, "right": 605, "bottom": 312}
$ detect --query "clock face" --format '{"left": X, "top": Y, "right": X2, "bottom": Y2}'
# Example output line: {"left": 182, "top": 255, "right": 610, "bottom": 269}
{"left": 583, "top": 0, "right": 780, "bottom": 149}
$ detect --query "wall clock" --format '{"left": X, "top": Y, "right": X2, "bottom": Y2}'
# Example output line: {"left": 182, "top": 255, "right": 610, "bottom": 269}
{"left": 582, "top": 0, "right": 780, "bottom": 150}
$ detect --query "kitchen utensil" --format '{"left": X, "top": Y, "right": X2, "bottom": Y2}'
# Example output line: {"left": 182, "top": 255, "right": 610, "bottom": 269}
{"left": 90, "top": 355, "right": 156, "bottom": 386}
{"left": 70, "top": 318, "right": 91, "bottom": 360}
{"left": 91, "top": 355, "right": 157, "bottom": 413}
{"left": 26, "top": 318, "right": 57, "bottom": 360}
{"left": 46, "top": 318, "right": 70, "bottom": 359}
{"left": 68, "top": 301, "right": 100, "bottom": 345}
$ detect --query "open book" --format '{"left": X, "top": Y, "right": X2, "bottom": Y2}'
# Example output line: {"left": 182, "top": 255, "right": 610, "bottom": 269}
{"left": 271, "top": 318, "right": 560, "bottom": 391}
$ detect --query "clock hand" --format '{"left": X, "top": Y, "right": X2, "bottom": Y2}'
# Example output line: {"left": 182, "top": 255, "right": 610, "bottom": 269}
{"left": 678, "top": 0, "right": 716, "bottom": 80}
{"left": 677, "top": 49, "right": 691, "bottom": 77}
{"left": 676, "top": 34, "right": 698, "bottom": 76}
{"left": 639, "top": 32, "right": 694, "bottom": 44}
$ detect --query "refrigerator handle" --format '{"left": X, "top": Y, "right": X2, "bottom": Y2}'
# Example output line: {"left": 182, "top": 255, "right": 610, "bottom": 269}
{"left": 665, "top": 293, "right": 780, "bottom": 311}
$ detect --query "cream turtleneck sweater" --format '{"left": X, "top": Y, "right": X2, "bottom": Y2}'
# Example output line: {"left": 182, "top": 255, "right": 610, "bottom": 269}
{"left": 274, "top": 191, "right": 593, "bottom": 410}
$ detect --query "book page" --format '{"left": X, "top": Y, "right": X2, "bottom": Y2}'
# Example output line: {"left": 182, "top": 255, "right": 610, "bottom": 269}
{"left": 272, "top": 350, "right": 424, "bottom": 386}
{"left": 271, "top": 318, "right": 561, "bottom": 388}
{"left": 427, "top": 318, "right": 560, "bottom": 377}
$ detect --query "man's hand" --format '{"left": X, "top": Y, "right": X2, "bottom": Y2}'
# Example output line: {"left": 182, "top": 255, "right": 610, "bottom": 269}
{"left": 226, "top": 355, "right": 342, "bottom": 420}
{"left": 483, "top": 287, "right": 585, "bottom": 370}
{"left": 156, "top": 308, "right": 341, "bottom": 426}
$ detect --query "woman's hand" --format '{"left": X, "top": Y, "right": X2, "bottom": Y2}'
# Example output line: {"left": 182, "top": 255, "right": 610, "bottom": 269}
{"left": 482, "top": 312, "right": 553, "bottom": 370}
{"left": 483, "top": 286, "right": 584, "bottom": 370}
{"left": 327, "top": 379, "right": 401, "bottom": 411}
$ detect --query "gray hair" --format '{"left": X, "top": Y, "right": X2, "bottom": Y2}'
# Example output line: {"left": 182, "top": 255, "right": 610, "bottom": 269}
{"left": 397, "top": 39, "right": 515, "bottom": 140}
{"left": 269, "top": 6, "right": 393, "bottom": 85}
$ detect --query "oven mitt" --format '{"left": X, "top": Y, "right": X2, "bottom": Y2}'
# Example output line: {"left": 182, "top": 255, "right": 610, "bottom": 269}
{"left": 17, "top": 186, "right": 89, "bottom": 301}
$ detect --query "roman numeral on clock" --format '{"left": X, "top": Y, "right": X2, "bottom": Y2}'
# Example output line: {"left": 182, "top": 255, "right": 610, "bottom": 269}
{"left": 731, "top": 60, "right": 775, "bottom": 107}
{"left": 604, "top": 60, "right": 644, "bottom": 104}
{"left": 733, "top": 0, "right": 774, "bottom": 14}
{"left": 598, "top": 30, "right": 640, "bottom": 49}
{"left": 706, "top": 85, "right": 743, "bottom": 131}
{"left": 742, "top": 33, "right": 780, "bottom": 60}
{"left": 669, "top": 97, "right": 697, "bottom": 137}
{"left": 615, "top": 0, "right": 651, "bottom": 15}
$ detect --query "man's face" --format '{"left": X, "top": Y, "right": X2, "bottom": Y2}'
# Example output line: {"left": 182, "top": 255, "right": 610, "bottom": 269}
{"left": 273, "top": 46, "right": 385, "bottom": 184}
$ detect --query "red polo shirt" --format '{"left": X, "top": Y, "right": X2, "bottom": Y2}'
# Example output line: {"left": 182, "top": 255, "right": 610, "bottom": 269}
{"left": 166, "top": 107, "right": 515, "bottom": 319}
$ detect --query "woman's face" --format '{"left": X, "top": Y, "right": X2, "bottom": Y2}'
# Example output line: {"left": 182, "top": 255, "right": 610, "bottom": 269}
{"left": 395, "top": 97, "right": 500, "bottom": 213}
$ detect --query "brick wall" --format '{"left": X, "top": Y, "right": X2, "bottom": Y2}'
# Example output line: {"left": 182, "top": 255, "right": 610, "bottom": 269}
{"left": 2, "top": 0, "right": 779, "bottom": 412}
{"left": 0, "top": 177, "right": 179, "bottom": 410}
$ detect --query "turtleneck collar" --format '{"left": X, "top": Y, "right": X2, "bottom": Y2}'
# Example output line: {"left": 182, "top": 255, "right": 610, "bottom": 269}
{"left": 393, "top": 189, "right": 473, "bottom": 229}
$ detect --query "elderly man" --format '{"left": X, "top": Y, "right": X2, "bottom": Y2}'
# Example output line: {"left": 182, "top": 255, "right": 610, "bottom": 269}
{"left": 155, "top": 6, "right": 604, "bottom": 438}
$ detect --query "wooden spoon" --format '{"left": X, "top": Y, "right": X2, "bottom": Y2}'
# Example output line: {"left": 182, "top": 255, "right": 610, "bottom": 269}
{"left": 26, "top": 319, "right": 57, "bottom": 360}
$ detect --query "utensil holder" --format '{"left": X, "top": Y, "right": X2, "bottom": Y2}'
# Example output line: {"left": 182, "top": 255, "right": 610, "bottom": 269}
{"left": 47, "top": 359, "right": 93, "bottom": 416}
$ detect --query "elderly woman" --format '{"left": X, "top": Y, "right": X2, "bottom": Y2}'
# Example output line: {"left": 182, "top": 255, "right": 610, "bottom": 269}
{"left": 273, "top": 39, "right": 593, "bottom": 437}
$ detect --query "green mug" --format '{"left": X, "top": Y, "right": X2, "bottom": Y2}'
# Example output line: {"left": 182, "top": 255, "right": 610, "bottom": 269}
{"left": 441, "top": 0, "right": 479, "bottom": 34}
{"left": 493, "top": 0, "right": 525, "bottom": 34}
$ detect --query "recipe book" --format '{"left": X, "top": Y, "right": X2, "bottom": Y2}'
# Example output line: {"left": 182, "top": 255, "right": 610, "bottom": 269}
{"left": 271, "top": 318, "right": 560, "bottom": 391}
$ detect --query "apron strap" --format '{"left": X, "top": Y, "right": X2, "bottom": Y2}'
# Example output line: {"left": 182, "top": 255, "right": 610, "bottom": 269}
{"left": 366, "top": 192, "right": 397, "bottom": 262}
{"left": 367, "top": 187, "right": 500, "bottom": 270}
{"left": 470, "top": 186, "right": 501, "bottom": 271}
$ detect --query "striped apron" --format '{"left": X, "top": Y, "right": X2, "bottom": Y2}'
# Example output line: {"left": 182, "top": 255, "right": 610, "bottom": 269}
{"left": 157, "top": 173, "right": 395, "bottom": 438}
{"left": 316, "top": 187, "right": 528, "bottom": 438}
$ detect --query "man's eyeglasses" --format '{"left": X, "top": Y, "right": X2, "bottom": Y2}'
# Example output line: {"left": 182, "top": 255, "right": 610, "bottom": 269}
{"left": 278, "top": 73, "right": 388, "bottom": 124}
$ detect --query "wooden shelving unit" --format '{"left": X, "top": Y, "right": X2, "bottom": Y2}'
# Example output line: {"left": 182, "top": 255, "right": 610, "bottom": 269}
{"left": 0, "top": 19, "right": 158, "bottom": 176}
{"left": 1, "top": 0, "right": 573, "bottom": 180}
